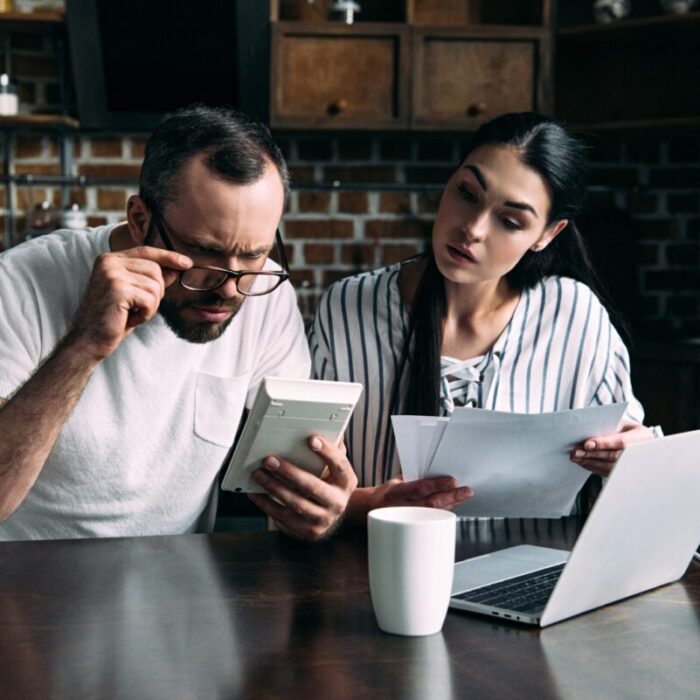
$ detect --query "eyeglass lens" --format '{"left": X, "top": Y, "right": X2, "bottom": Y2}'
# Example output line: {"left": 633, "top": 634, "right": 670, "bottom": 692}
{"left": 180, "top": 268, "right": 283, "bottom": 296}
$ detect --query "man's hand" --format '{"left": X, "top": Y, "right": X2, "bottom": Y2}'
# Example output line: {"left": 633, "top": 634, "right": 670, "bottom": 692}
{"left": 71, "top": 247, "right": 192, "bottom": 361}
{"left": 247, "top": 435, "right": 358, "bottom": 541}
{"left": 346, "top": 476, "right": 472, "bottom": 524}
{"left": 570, "top": 423, "right": 654, "bottom": 477}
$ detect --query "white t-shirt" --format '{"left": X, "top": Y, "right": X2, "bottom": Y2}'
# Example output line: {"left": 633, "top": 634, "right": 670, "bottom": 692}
{"left": 0, "top": 225, "right": 310, "bottom": 540}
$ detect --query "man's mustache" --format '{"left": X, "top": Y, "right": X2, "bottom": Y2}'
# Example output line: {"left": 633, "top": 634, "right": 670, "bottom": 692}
{"left": 180, "top": 294, "right": 242, "bottom": 311}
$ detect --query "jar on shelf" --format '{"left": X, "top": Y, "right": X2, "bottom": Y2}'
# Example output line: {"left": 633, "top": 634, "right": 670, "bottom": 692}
{"left": 24, "top": 201, "right": 56, "bottom": 241}
{"left": 592, "top": 0, "right": 631, "bottom": 23}
{"left": 58, "top": 203, "right": 88, "bottom": 230}
{"left": 0, "top": 73, "right": 18, "bottom": 116}
{"left": 659, "top": 0, "right": 697, "bottom": 13}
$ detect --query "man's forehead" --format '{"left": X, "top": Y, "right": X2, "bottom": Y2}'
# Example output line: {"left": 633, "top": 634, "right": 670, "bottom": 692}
{"left": 164, "top": 219, "right": 275, "bottom": 254}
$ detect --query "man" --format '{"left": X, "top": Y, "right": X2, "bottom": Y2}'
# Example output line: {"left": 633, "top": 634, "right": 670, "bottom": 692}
{"left": 0, "top": 105, "right": 356, "bottom": 541}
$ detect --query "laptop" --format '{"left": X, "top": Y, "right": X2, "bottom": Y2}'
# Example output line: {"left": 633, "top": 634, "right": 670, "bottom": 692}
{"left": 449, "top": 429, "right": 700, "bottom": 627}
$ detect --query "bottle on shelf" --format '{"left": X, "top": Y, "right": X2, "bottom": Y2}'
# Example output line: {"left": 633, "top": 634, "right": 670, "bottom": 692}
{"left": 24, "top": 200, "right": 56, "bottom": 241}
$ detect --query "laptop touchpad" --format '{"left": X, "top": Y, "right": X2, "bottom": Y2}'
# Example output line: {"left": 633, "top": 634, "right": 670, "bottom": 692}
{"left": 451, "top": 545, "right": 569, "bottom": 595}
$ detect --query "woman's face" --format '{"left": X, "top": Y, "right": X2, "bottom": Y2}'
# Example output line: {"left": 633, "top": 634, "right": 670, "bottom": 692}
{"left": 432, "top": 144, "right": 566, "bottom": 286}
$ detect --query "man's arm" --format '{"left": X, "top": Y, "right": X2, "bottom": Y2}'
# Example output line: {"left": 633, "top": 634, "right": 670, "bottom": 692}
{"left": 0, "top": 336, "right": 102, "bottom": 520}
{"left": 0, "top": 247, "right": 192, "bottom": 522}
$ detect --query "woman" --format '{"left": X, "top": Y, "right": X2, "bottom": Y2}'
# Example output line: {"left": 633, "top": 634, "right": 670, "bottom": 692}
{"left": 309, "top": 113, "right": 655, "bottom": 522}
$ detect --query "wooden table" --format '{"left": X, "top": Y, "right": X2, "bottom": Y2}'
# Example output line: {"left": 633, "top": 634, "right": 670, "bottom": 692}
{"left": 0, "top": 518, "right": 698, "bottom": 699}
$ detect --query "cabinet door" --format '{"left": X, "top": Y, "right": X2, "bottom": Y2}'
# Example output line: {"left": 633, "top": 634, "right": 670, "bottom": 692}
{"left": 411, "top": 29, "right": 539, "bottom": 129}
{"left": 270, "top": 23, "right": 409, "bottom": 129}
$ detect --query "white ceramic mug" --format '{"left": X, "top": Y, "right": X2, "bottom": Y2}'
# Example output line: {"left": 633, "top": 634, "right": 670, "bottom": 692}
{"left": 368, "top": 506, "right": 457, "bottom": 636}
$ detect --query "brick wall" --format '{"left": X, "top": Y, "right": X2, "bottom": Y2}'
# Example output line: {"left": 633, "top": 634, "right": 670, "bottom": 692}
{"left": 2, "top": 2, "right": 699, "bottom": 337}
{"left": 6, "top": 129, "right": 699, "bottom": 337}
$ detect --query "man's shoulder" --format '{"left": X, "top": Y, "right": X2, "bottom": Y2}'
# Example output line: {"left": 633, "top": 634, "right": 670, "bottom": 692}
{"left": 1, "top": 225, "right": 113, "bottom": 272}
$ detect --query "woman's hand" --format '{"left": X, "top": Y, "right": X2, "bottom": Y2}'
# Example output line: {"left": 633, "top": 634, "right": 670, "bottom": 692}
{"left": 570, "top": 423, "right": 654, "bottom": 477}
{"left": 346, "top": 476, "right": 473, "bottom": 524}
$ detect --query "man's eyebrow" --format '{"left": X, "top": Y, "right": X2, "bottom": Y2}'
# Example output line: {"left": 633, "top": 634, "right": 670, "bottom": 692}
{"left": 232, "top": 243, "right": 272, "bottom": 256}
{"left": 463, "top": 164, "right": 488, "bottom": 191}
{"left": 176, "top": 232, "right": 271, "bottom": 256}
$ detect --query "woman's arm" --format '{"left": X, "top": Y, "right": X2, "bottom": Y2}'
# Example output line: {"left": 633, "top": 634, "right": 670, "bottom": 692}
{"left": 345, "top": 476, "right": 472, "bottom": 525}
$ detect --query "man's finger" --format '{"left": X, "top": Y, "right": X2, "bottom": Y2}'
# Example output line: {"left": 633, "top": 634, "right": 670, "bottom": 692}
{"left": 247, "top": 493, "right": 334, "bottom": 541}
{"left": 122, "top": 246, "right": 193, "bottom": 270}
{"left": 306, "top": 435, "right": 357, "bottom": 490}
{"left": 250, "top": 469, "right": 330, "bottom": 520}
{"left": 253, "top": 457, "right": 339, "bottom": 510}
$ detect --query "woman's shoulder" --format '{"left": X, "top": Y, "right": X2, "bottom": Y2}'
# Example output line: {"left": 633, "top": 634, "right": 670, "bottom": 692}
{"left": 534, "top": 275, "right": 607, "bottom": 314}
{"left": 318, "top": 259, "right": 412, "bottom": 308}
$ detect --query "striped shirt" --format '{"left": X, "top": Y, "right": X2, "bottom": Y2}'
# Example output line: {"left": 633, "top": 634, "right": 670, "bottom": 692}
{"left": 308, "top": 261, "right": 645, "bottom": 488}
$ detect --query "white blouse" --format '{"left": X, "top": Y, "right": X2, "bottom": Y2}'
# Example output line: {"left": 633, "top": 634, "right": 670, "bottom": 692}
{"left": 309, "top": 261, "right": 646, "bottom": 488}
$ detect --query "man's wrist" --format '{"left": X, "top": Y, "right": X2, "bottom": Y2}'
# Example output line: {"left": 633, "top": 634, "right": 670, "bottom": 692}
{"left": 345, "top": 487, "right": 379, "bottom": 526}
{"left": 58, "top": 330, "right": 107, "bottom": 371}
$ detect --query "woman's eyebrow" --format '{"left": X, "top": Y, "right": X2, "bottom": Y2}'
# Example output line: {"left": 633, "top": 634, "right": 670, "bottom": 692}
{"left": 462, "top": 163, "right": 538, "bottom": 217}
{"left": 504, "top": 201, "right": 538, "bottom": 218}
{"left": 463, "top": 164, "right": 488, "bottom": 191}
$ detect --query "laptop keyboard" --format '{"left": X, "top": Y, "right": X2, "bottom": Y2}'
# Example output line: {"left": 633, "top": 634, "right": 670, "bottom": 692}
{"left": 453, "top": 563, "right": 565, "bottom": 614}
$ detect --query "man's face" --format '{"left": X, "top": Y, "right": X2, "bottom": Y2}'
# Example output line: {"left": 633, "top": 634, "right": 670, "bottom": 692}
{"left": 154, "top": 155, "right": 285, "bottom": 343}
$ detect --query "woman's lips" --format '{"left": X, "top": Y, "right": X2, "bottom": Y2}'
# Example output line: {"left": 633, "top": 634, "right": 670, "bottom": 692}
{"left": 446, "top": 244, "right": 477, "bottom": 264}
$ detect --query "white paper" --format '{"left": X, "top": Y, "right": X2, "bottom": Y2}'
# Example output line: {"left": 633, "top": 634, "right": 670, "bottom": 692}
{"left": 391, "top": 416, "right": 448, "bottom": 482}
{"left": 392, "top": 403, "right": 627, "bottom": 518}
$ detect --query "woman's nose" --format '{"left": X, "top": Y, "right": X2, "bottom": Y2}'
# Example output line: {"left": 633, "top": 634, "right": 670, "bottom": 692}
{"left": 461, "top": 211, "right": 489, "bottom": 242}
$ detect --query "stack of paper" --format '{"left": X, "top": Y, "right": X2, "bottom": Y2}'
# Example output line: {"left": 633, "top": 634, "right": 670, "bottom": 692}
{"left": 391, "top": 403, "right": 627, "bottom": 518}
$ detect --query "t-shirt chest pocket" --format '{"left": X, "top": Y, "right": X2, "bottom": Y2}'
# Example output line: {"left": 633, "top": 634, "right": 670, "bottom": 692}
{"left": 194, "top": 372, "right": 250, "bottom": 447}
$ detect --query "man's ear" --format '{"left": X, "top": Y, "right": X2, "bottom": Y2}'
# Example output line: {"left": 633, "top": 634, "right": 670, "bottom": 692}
{"left": 531, "top": 219, "right": 569, "bottom": 252}
{"left": 126, "top": 195, "right": 151, "bottom": 245}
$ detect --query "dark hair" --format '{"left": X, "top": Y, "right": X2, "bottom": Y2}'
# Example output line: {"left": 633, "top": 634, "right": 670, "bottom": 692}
{"left": 401, "top": 113, "right": 608, "bottom": 418}
{"left": 139, "top": 104, "right": 290, "bottom": 211}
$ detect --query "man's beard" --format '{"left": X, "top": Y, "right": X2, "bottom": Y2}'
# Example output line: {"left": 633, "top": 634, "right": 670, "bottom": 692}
{"left": 158, "top": 293, "right": 245, "bottom": 343}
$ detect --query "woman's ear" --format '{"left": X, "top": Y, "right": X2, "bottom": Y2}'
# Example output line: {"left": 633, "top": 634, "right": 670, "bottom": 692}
{"left": 126, "top": 195, "right": 151, "bottom": 245}
{"left": 531, "top": 219, "right": 569, "bottom": 252}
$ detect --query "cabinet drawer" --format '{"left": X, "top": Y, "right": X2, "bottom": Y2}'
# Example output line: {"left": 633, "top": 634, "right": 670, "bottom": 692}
{"left": 270, "top": 23, "right": 409, "bottom": 129}
{"left": 411, "top": 31, "right": 538, "bottom": 129}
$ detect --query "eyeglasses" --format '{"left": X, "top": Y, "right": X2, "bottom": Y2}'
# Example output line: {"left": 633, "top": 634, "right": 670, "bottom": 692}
{"left": 147, "top": 206, "right": 290, "bottom": 297}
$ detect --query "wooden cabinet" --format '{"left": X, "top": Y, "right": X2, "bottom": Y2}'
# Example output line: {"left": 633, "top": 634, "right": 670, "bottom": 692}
{"left": 411, "top": 27, "right": 549, "bottom": 129}
{"left": 555, "top": 8, "right": 700, "bottom": 129}
{"left": 270, "top": 23, "right": 409, "bottom": 129}
{"left": 269, "top": 1, "right": 553, "bottom": 131}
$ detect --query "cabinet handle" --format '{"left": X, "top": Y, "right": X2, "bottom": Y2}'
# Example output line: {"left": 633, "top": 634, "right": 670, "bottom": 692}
{"left": 326, "top": 99, "right": 348, "bottom": 116}
{"left": 466, "top": 102, "right": 487, "bottom": 117}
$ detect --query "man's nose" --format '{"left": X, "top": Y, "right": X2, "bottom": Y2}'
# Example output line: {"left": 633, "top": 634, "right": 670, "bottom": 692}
{"left": 212, "top": 275, "right": 241, "bottom": 299}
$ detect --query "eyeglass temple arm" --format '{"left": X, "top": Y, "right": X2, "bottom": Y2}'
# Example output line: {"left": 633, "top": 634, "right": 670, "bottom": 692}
{"left": 275, "top": 230, "right": 290, "bottom": 273}
{"left": 143, "top": 206, "right": 176, "bottom": 252}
